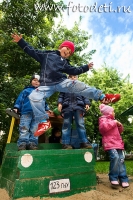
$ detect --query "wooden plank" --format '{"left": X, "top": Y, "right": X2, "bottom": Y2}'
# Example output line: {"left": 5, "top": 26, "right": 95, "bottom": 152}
{"left": 13, "top": 172, "right": 96, "bottom": 199}
{"left": 1, "top": 156, "right": 19, "bottom": 169}
{"left": 0, "top": 167, "right": 18, "bottom": 181}
{"left": 5, "top": 143, "right": 62, "bottom": 152}
{"left": 17, "top": 149, "right": 95, "bottom": 171}
{"left": 19, "top": 167, "right": 95, "bottom": 179}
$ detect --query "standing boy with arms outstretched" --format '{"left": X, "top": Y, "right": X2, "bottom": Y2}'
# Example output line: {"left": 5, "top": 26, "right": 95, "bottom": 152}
{"left": 11, "top": 33, "right": 121, "bottom": 137}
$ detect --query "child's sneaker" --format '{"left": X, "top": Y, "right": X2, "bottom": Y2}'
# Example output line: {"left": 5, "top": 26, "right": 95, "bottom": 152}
{"left": 34, "top": 120, "right": 51, "bottom": 137}
{"left": 110, "top": 180, "right": 119, "bottom": 188}
{"left": 18, "top": 143, "right": 26, "bottom": 151}
{"left": 62, "top": 144, "right": 73, "bottom": 149}
{"left": 121, "top": 182, "right": 129, "bottom": 188}
{"left": 29, "top": 143, "right": 38, "bottom": 150}
{"left": 80, "top": 143, "right": 92, "bottom": 149}
{"left": 101, "top": 94, "right": 121, "bottom": 104}
{"left": 111, "top": 180, "right": 119, "bottom": 185}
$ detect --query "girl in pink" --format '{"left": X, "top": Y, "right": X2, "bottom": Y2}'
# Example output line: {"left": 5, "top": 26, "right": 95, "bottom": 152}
{"left": 99, "top": 104, "right": 129, "bottom": 188}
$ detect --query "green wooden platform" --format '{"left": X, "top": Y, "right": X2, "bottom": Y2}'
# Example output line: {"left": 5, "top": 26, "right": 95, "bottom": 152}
{"left": 0, "top": 143, "right": 96, "bottom": 199}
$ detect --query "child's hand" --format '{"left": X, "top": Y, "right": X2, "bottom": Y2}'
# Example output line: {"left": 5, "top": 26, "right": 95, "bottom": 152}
{"left": 85, "top": 105, "right": 90, "bottom": 111}
{"left": 115, "top": 120, "right": 122, "bottom": 126}
{"left": 11, "top": 33, "right": 22, "bottom": 42}
{"left": 58, "top": 104, "right": 62, "bottom": 112}
{"left": 13, "top": 108, "right": 18, "bottom": 113}
{"left": 48, "top": 110, "right": 52, "bottom": 114}
{"left": 117, "top": 121, "right": 122, "bottom": 126}
{"left": 88, "top": 62, "right": 93, "bottom": 70}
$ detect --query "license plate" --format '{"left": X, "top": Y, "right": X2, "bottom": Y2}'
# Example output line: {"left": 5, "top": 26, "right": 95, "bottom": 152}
{"left": 49, "top": 178, "right": 70, "bottom": 194}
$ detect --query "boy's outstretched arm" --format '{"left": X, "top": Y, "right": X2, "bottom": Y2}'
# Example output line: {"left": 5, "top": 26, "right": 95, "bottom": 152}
{"left": 11, "top": 33, "right": 22, "bottom": 42}
{"left": 63, "top": 61, "right": 94, "bottom": 75}
{"left": 11, "top": 33, "right": 43, "bottom": 62}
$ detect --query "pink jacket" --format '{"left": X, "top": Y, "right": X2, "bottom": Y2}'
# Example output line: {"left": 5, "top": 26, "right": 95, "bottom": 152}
{"left": 99, "top": 115, "right": 124, "bottom": 151}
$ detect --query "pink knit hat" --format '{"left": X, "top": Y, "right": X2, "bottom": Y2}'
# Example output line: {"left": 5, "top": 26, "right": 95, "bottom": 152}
{"left": 59, "top": 40, "right": 75, "bottom": 54}
{"left": 99, "top": 104, "right": 114, "bottom": 115}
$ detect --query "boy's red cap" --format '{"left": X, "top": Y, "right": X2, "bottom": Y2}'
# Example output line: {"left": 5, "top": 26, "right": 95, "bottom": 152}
{"left": 60, "top": 40, "right": 75, "bottom": 54}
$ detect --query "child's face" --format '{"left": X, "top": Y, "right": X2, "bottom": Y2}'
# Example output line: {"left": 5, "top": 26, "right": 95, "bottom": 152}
{"left": 69, "top": 75, "right": 78, "bottom": 80}
{"left": 31, "top": 78, "right": 40, "bottom": 87}
{"left": 59, "top": 46, "right": 72, "bottom": 59}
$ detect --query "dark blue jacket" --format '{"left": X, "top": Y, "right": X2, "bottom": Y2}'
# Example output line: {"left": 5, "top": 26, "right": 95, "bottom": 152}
{"left": 58, "top": 92, "right": 91, "bottom": 114}
{"left": 14, "top": 86, "right": 49, "bottom": 115}
{"left": 17, "top": 39, "right": 89, "bottom": 86}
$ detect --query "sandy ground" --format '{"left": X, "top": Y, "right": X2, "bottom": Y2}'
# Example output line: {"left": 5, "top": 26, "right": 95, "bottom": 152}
{"left": 0, "top": 174, "right": 133, "bottom": 200}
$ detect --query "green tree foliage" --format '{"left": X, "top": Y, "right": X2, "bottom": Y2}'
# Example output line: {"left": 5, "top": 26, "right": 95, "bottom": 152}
{"left": 0, "top": 0, "right": 64, "bottom": 77}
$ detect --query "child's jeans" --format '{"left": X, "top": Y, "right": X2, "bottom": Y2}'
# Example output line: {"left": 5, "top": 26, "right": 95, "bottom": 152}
{"left": 17, "top": 113, "right": 38, "bottom": 147}
{"left": 107, "top": 149, "right": 129, "bottom": 183}
{"left": 29, "top": 79, "right": 103, "bottom": 122}
{"left": 62, "top": 110, "right": 89, "bottom": 145}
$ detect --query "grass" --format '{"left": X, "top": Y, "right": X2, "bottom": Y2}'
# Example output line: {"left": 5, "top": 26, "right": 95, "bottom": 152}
{"left": 95, "top": 160, "right": 133, "bottom": 176}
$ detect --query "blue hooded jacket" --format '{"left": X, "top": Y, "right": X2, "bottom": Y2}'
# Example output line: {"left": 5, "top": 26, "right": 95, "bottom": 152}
{"left": 58, "top": 92, "right": 91, "bottom": 114}
{"left": 14, "top": 86, "right": 49, "bottom": 115}
{"left": 17, "top": 39, "right": 89, "bottom": 86}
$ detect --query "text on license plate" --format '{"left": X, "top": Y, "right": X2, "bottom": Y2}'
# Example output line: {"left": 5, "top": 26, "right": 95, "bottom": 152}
{"left": 49, "top": 178, "right": 70, "bottom": 193}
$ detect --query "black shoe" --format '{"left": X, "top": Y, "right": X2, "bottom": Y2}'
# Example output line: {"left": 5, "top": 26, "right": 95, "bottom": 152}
{"left": 62, "top": 144, "right": 73, "bottom": 149}
{"left": 18, "top": 143, "right": 26, "bottom": 151}
{"left": 29, "top": 143, "right": 38, "bottom": 150}
{"left": 80, "top": 143, "right": 92, "bottom": 149}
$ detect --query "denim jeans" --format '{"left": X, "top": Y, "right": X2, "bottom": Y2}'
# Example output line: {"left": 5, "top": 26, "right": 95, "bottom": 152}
{"left": 61, "top": 110, "right": 89, "bottom": 144}
{"left": 17, "top": 113, "right": 38, "bottom": 147}
{"left": 29, "top": 79, "right": 103, "bottom": 122}
{"left": 70, "top": 129, "right": 81, "bottom": 148}
{"left": 107, "top": 149, "right": 128, "bottom": 183}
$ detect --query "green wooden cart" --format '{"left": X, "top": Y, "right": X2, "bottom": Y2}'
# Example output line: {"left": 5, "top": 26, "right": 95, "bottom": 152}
{"left": 0, "top": 110, "right": 97, "bottom": 199}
